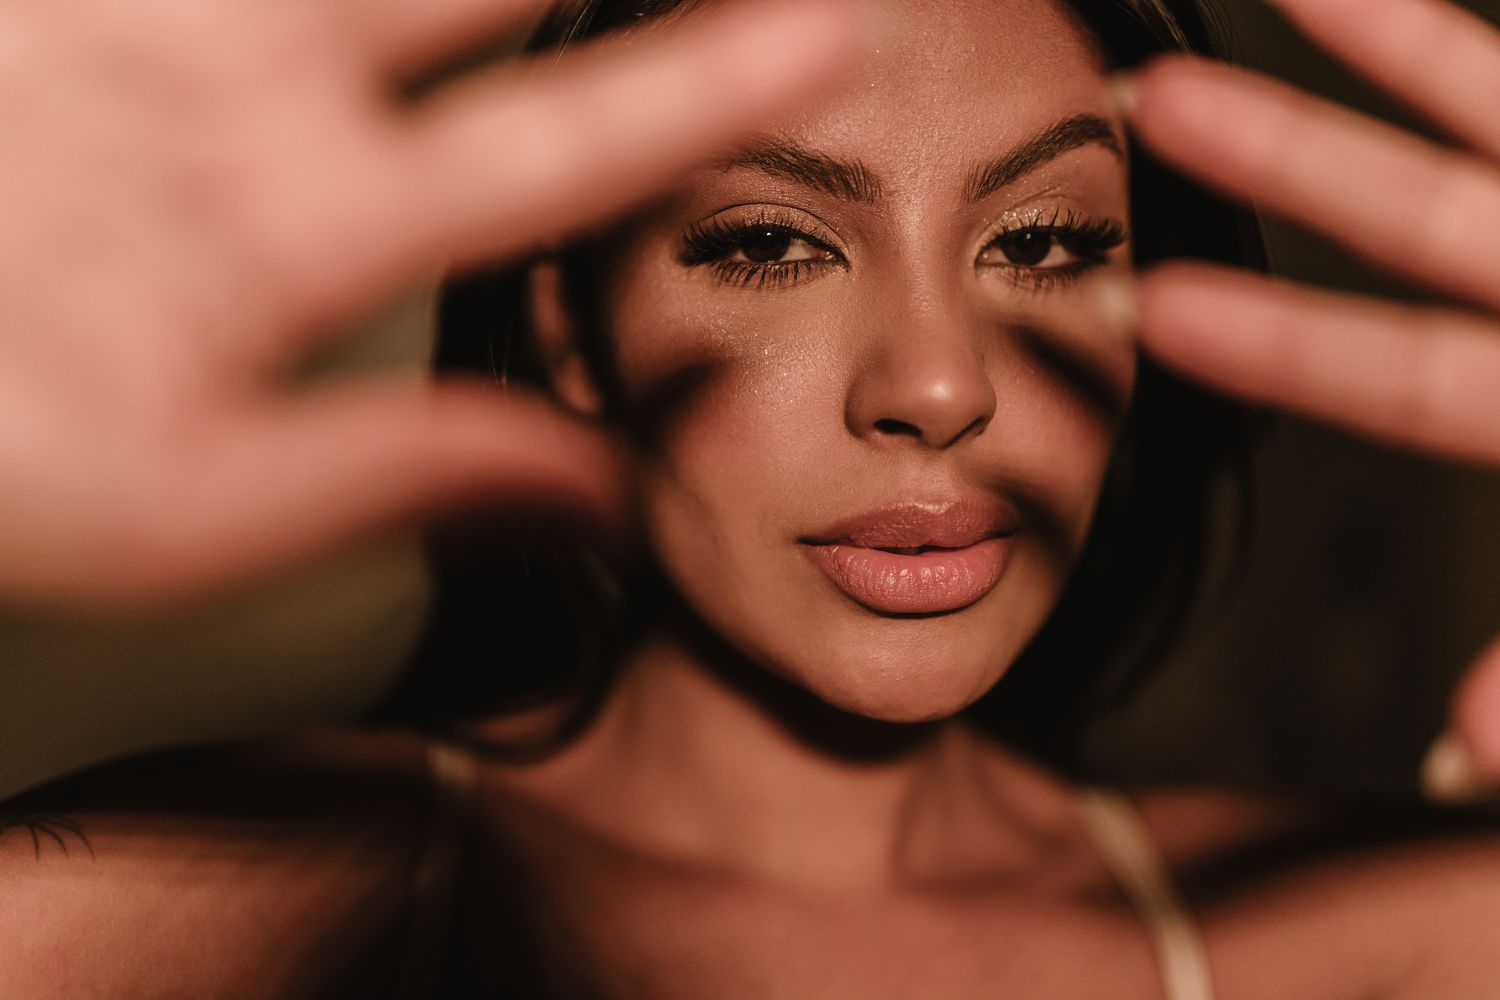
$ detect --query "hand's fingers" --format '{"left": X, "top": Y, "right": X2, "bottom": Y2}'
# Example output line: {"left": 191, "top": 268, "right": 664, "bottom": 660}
{"left": 89, "top": 382, "right": 625, "bottom": 610}
{"left": 339, "top": 0, "right": 546, "bottom": 78}
{"left": 1136, "top": 262, "right": 1500, "bottom": 464}
{"left": 1266, "top": 0, "right": 1500, "bottom": 160}
{"left": 1443, "top": 634, "right": 1500, "bottom": 787}
{"left": 1126, "top": 56, "right": 1500, "bottom": 313}
{"left": 394, "top": 0, "right": 863, "bottom": 268}
{"left": 263, "top": 0, "right": 860, "bottom": 364}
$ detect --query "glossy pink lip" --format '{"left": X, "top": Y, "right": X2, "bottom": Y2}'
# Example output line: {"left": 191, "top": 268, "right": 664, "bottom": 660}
{"left": 800, "top": 500, "right": 1020, "bottom": 615}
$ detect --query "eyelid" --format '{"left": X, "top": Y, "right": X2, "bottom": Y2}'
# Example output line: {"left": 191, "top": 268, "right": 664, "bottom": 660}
{"left": 972, "top": 207, "right": 1129, "bottom": 293}
{"left": 686, "top": 203, "right": 846, "bottom": 258}
{"left": 974, "top": 206, "right": 1127, "bottom": 256}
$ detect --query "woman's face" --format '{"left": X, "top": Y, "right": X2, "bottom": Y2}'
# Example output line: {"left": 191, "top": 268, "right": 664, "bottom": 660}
{"left": 561, "top": 0, "right": 1134, "bottom": 722}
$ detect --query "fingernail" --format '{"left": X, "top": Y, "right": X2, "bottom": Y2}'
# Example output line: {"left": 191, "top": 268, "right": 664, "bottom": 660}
{"left": 1090, "top": 274, "right": 1139, "bottom": 343}
{"left": 1421, "top": 730, "right": 1496, "bottom": 804}
{"left": 1109, "top": 72, "right": 1139, "bottom": 118}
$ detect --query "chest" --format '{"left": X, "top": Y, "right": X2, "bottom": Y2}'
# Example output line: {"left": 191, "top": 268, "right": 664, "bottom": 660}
{"left": 423, "top": 809, "right": 1449, "bottom": 1000}
{"left": 436, "top": 837, "right": 1177, "bottom": 1000}
{"left": 423, "top": 779, "right": 1452, "bottom": 1000}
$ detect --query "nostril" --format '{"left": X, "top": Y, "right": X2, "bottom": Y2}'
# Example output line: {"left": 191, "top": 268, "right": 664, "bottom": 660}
{"left": 873, "top": 418, "right": 923, "bottom": 438}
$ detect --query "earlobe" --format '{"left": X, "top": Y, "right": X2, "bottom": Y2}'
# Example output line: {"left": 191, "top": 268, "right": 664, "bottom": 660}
{"left": 528, "top": 258, "right": 604, "bottom": 418}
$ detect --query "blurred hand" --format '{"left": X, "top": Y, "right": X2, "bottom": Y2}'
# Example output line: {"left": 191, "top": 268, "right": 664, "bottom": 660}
{"left": 1116, "top": 0, "right": 1500, "bottom": 795}
{"left": 0, "top": 0, "right": 859, "bottom": 610}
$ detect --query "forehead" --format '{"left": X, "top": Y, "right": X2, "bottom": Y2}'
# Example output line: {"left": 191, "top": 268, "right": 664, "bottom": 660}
{"left": 730, "top": 0, "right": 1110, "bottom": 185}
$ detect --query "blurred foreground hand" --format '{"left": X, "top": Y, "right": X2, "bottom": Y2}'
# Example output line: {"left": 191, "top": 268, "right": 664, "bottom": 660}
{"left": 0, "top": 0, "right": 860, "bottom": 611}
{"left": 1119, "top": 0, "right": 1500, "bottom": 797}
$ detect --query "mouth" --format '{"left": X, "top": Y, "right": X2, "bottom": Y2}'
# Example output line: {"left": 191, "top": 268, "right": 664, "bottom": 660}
{"left": 799, "top": 499, "right": 1019, "bottom": 616}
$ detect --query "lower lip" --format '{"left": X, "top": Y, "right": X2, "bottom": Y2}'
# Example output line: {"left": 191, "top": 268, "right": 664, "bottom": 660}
{"left": 803, "top": 538, "right": 1011, "bottom": 615}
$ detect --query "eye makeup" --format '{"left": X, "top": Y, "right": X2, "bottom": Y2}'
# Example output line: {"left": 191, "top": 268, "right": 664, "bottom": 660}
{"left": 678, "top": 206, "right": 845, "bottom": 290}
{"left": 977, "top": 207, "right": 1128, "bottom": 292}
{"left": 676, "top": 203, "right": 1127, "bottom": 293}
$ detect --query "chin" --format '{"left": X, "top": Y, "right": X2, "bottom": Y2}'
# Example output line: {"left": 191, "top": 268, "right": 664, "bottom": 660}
{"left": 668, "top": 546, "right": 1049, "bottom": 726}
{"left": 784, "top": 638, "right": 1014, "bottom": 725}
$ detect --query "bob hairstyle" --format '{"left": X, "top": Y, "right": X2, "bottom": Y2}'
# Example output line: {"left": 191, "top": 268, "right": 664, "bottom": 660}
{"left": 383, "top": 0, "right": 1267, "bottom": 770}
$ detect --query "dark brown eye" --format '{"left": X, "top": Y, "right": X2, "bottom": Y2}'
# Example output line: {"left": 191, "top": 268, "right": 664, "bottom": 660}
{"left": 989, "top": 229, "right": 1055, "bottom": 267}
{"left": 725, "top": 225, "right": 832, "bottom": 267}
{"left": 738, "top": 227, "right": 795, "bottom": 263}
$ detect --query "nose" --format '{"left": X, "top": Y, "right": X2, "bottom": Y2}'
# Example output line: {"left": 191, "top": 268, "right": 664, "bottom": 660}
{"left": 844, "top": 300, "right": 997, "bottom": 450}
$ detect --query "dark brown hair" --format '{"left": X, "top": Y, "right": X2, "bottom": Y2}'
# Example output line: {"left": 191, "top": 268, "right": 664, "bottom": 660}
{"left": 381, "top": 0, "right": 1266, "bottom": 770}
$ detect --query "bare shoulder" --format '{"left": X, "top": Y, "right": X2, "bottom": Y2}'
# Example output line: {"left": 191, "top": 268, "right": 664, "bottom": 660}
{"left": 1134, "top": 786, "right": 1500, "bottom": 999}
{"left": 0, "top": 728, "right": 438, "bottom": 999}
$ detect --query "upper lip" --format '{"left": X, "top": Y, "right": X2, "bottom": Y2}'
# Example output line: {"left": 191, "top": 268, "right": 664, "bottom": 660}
{"left": 801, "top": 498, "right": 1021, "bottom": 551}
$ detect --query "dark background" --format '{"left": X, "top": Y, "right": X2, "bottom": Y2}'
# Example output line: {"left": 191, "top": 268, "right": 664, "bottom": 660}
{"left": 1081, "top": 0, "right": 1500, "bottom": 793}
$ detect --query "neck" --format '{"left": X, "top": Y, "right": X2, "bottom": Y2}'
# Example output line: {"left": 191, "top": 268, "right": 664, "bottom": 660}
{"left": 504, "top": 603, "right": 1086, "bottom": 893}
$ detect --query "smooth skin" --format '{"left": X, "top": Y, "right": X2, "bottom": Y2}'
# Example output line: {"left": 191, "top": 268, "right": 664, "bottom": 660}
{"left": 1122, "top": 0, "right": 1500, "bottom": 785}
{"left": 0, "top": 0, "right": 862, "bottom": 611}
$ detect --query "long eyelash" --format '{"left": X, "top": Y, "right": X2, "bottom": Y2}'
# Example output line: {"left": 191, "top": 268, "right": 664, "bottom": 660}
{"left": 679, "top": 211, "right": 841, "bottom": 290}
{"left": 0, "top": 813, "right": 93, "bottom": 859}
{"left": 986, "top": 207, "right": 1129, "bottom": 292}
{"left": 679, "top": 215, "right": 757, "bottom": 266}
{"left": 709, "top": 258, "right": 824, "bottom": 290}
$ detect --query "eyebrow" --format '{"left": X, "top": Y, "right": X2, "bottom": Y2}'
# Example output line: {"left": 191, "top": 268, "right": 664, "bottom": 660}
{"left": 713, "top": 141, "right": 883, "bottom": 204}
{"left": 713, "top": 112, "right": 1121, "bottom": 207}
{"left": 962, "top": 114, "right": 1123, "bottom": 203}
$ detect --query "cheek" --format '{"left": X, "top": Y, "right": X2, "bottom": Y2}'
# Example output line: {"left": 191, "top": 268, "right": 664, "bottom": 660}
{"left": 605, "top": 246, "right": 849, "bottom": 463}
{"left": 605, "top": 274, "right": 843, "bottom": 569}
{"left": 987, "top": 313, "right": 1139, "bottom": 559}
{"left": 612, "top": 295, "right": 835, "bottom": 467}
{"left": 1001, "top": 366, "right": 1133, "bottom": 545}
{"left": 618, "top": 307, "right": 866, "bottom": 694}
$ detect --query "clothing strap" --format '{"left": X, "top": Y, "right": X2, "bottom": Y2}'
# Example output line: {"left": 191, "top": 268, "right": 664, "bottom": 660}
{"left": 1074, "top": 788, "right": 1217, "bottom": 1000}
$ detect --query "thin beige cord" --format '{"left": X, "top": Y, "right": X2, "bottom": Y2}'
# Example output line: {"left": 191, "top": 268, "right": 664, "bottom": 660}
{"left": 1075, "top": 789, "right": 1216, "bottom": 1000}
